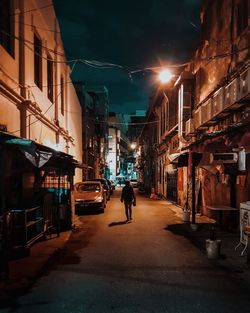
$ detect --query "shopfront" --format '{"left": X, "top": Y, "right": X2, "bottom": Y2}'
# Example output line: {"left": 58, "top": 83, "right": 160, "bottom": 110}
{"left": 189, "top": 125, "right": 250, "bottom": 226}
{"left": 0, "top": 132, "right": 80, "bottom": 276}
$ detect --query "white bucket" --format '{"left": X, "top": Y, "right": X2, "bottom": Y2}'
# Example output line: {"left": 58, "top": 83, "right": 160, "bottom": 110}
{"left": 206, "top": 239, "right": 221, "bottom": 259}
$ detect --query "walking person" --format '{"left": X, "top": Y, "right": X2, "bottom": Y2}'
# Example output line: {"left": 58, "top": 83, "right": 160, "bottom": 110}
{"left": 120, "top": 180, "right": 136, "bottom": 222}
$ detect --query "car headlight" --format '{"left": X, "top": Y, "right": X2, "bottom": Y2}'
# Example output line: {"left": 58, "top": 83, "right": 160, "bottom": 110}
{"left": 95, "top": 196, "right": 103, "bottom": 202}
{"left": 75, "top": 199, "right": 84, "bottom": 203}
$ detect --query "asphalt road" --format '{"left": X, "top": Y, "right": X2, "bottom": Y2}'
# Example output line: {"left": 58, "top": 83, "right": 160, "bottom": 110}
{"left": 1, "top": 188, "right": 250, "bottom": 313}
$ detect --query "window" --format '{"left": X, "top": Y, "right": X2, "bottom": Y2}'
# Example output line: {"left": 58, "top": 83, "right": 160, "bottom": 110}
{"left": 0, "top": 0, "right": 14, "bottom": 56}
{"left": 34, "top": 33, "right": 42, "bottom": 89}
{"left": 60, "top": 76, "right": 64, "bottom": 115}
{"left": 47, "top": 54, "right": 53, "bottom": 102}
{"left": 237, "top": 0, "right": 249, "bottom": 36}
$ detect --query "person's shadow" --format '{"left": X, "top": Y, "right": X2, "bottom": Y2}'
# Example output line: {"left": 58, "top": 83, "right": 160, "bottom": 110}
{"left": 108, "top": 220, "right": 128, "bottom": 227}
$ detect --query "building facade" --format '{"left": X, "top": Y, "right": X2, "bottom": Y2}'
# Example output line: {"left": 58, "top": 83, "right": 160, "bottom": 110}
{"left": 85, "top": 86, "right": 109, "bottom": 179}
{"left": 0, "top": 0, "right": 83, "bottom": 275}
{"left": 107, "top": 112, "right": 130, "bottom": 182}
{"left": 184, "top": 0, "right": 250, "bottom": 220}
{"left": 0, "top": 0, "right": 82, "bottom": 170}
{"left": 138, "top": 0, "right": 250, "bottom": 226}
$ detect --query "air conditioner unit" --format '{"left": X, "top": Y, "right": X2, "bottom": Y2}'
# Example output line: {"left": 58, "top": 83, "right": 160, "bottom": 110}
{"left": 201, "top": 99, "right": 212, "bottom": 124}
{"left": 210, "top": 152, "right": 238, "bottom": 164}
{"left": 224, "top": 78, "right": 239, "bottom": 109}
{"left": 212, "top": 87, "right": 224, "bottom": 116}
{"left": 185, "top": 118, "right": 195, "bottom": 135}
{"left": 193, "top": 107, "right": 202, "bottom": 129}
{"left": 239, "top": 68, "right": 250, "bottom": 100}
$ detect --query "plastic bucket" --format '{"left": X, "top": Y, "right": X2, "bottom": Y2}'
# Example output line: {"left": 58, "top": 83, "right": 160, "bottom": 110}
{"left": 206, "top": 239, "right": 221, "bottom": 259}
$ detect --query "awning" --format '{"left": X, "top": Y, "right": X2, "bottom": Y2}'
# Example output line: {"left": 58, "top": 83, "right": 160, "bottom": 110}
{"left": 166, "top": 152, "right": 189, "bottom": 167}
{"left": 21, "top": 149, "right": 53, "bottom": 168}
{"left": 166, "top": 153, "right": 180, "bottom": 165}
{"left": 167, "top": 152, "right": 202, "bottom": 168}
{"left": 166, "top": 164, "right": 177, "bottom": 174}
{"left": 0, "top": 132, "right": 80, "bottom": 170}
{"left": 186, "top": 123, "right": 250, "bottom": 152}
{"left": 77, "top": 163, "right": 93, "bottom": 170}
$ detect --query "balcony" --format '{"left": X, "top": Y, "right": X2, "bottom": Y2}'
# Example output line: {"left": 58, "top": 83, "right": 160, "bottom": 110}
{"left": 185, "top": 119, "right": 195, "bottom": 136}
{"left": 193, "top": 66, "right": 250, "bottom": 130}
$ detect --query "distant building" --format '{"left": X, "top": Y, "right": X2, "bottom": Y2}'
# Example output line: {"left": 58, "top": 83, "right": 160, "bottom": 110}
{"left": 127, "top": 110, "right": 146, "bottom": 143}
{"left": 85, "top": 86, "right": 109, "bottom": 178}
{"left": 74, "top": 83, "right": 96, "bottom": 179}
{"left": 107, "top": 112, "right": 129, "bottom": 181}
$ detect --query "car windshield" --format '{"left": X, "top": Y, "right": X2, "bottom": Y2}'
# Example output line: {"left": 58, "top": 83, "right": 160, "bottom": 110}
{"left": 77, "top": 184, "right": 100, "bottom": 192}
{"left": 88, "top": 179, "right": 107, "bottom": 188}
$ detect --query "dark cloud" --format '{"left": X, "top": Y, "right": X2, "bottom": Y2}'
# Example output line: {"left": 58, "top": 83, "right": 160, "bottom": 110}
{"left": 53, "top": 0, "right": 201, "bottom": 113}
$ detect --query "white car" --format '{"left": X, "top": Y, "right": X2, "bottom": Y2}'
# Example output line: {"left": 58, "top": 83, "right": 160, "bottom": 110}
{"left": 74, "top": 181, "right": 106, "bottom": 213}
{"left": 130, "top": 179, "right": 138, "bottom": 188}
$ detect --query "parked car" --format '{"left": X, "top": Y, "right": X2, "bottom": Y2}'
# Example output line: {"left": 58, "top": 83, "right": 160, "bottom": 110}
{"left": 74, "top": 181, "right": 105, "bottom": 213}
{"left": 130, "top": 179, "right": 138, "bottom": 188}
{"left": 116, "top": 176, "right": 126, "bottom": 186}
{"left": 107, "top": 179, "right": 115, "bottom": 195}
{"left": 87, "top": 178, "right": 110, "bottom": 200}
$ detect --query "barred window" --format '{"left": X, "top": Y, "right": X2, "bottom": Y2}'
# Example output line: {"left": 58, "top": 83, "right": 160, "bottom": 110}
{"left": 47, "top": 54, "right": 53, "bottom": 102}
{"left": 34, "top": 33, "right": 42, "bottom": 89}
{"left": 60, "top": 76, "right": 64, "bottom": 115}
{"left": 0, "top": 0, "right": 14, "bottom": 56}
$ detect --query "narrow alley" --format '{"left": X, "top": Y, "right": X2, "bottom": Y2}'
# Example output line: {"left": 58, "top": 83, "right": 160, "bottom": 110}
{"left": 1, "top": 188, "right": 250, "bottom": 313}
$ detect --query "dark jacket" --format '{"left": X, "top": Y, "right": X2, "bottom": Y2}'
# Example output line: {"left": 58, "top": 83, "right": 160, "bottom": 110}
{"left": 121, "top": 185, "right": 136, "bottom": 203}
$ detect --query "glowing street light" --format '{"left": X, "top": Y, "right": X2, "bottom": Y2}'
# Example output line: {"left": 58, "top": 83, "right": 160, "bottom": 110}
{"left": 130, "top": 142, "right": 136, "bottom": 150}
{"left": 158, "top": 69, "right": 173, "bottom": 84}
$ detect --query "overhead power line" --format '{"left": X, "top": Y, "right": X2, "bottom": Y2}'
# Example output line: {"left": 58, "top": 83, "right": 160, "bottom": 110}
{"left": 9, "top": 57, "right": 77, "bottom": 135}
{"left": 13, "top": 20, "right": 61, "bottom": 34}
{"left": 12, "top": 3, "right": 54, "bottom": 16}
{"left": 2, "top": 27, "right": 249, "bottom": 79}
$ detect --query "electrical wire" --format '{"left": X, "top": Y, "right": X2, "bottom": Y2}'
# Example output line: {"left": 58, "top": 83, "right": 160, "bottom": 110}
{"left": 12, "top": 3, "right": 54, "bottom": 16}
{"left": 12, "top": 20, "right": 61, "bottom": 34}
{"left": 9, "top": 55, "right": 78, "bottom": 135}
{"left": 99, "top": 120, "right": 158, "bottom": 126}
{"left": 10, "top": 90, "right": 61, "bottom": 135}
{"left": 1, "top": 26, "right": 249, "bottom": 75}
{"left": 0, "top": 29, "right": 73, "bottom": 63}
{"left": 11, "top": 79, "right": 74, "bottom": 91}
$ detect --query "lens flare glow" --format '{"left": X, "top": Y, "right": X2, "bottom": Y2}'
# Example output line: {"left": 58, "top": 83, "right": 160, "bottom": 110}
{"left": 158, "top": 69, "right": 173, "bottom": 84}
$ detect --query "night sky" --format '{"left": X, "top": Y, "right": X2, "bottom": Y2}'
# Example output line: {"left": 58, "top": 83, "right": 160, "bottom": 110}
{"left": 53, "top": 0, "right": 201, "bottom": 113}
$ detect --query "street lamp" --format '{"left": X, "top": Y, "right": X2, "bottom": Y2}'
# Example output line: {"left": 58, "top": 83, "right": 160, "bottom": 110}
{"left": 130, "top": 142, "right": 136, "bottom": 150}
{"left": 158, "top": 69, "right": 173, "bottom": 84}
